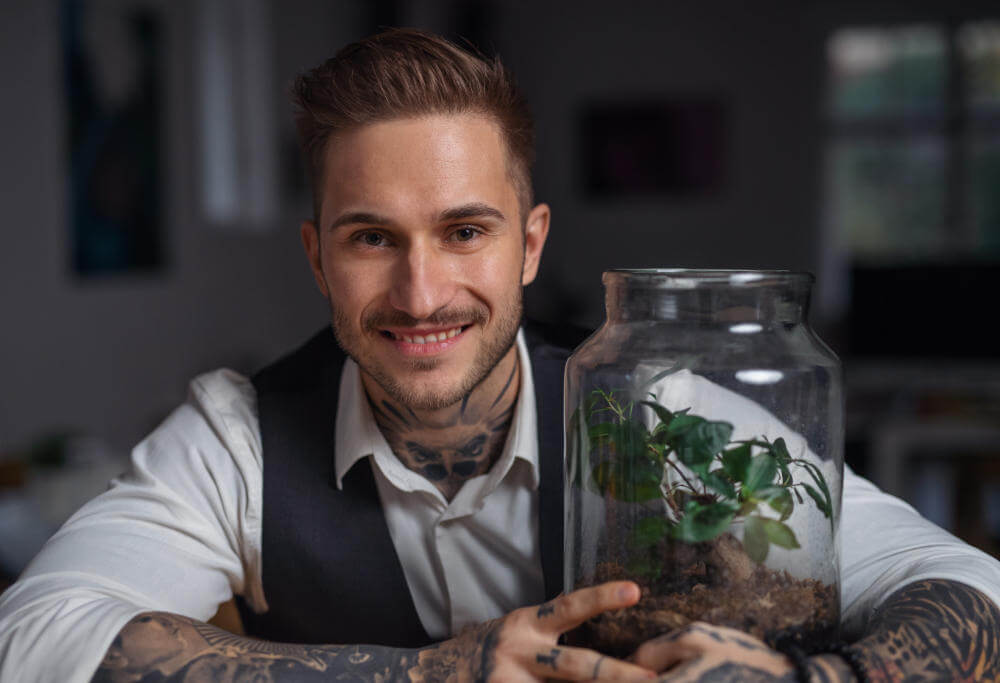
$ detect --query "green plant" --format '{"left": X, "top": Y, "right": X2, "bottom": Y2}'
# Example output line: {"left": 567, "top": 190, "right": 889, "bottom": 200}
{"left": 581, "top": 388, "right": 833, "bottom": 569}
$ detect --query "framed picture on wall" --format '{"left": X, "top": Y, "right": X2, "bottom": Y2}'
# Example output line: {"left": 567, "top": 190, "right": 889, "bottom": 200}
{"left": 62, "top": 0, "right": 165, "bottom": 276}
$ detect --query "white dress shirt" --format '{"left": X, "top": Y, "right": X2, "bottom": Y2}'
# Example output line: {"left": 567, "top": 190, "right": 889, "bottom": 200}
{"left": 1, "top": 330, "right": 999, "bottom": 683}
{"left": 333, "top": 332, "right": 545, "bottom": 637}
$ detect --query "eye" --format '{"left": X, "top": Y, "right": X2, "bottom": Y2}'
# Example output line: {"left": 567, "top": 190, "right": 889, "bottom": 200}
{"left": 354, "top": 230, "right": 387, "bottom": 247}
{"left": 449, "top": 226, "right": 481, "bottom": 243}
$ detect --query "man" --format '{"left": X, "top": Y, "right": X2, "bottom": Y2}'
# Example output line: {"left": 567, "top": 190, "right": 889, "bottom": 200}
{"left": 1, "top": 28, "right": 999, "bottom": 682}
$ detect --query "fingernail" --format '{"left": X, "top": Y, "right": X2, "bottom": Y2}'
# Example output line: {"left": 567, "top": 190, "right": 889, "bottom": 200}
{"left": 618, "top": 584, "right": 637, "bottom": 601}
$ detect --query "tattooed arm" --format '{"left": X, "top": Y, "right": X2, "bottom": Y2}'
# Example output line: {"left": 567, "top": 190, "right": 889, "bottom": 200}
{"left": 633, "top": 579, "right": 1000, "bottom": 681}
{"left": 90, "top": 582, "right": 658, "bottom": 682}
{"left": 847, "top": 579, "right": 1000, "bottom": 682}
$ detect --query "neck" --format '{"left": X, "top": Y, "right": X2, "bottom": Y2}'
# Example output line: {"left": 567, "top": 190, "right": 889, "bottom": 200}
{"left": 364, "top": 346, "right": 521, "bottom": 501}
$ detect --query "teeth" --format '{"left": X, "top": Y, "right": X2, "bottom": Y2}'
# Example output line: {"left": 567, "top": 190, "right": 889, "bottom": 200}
{"left": 392, "top": 327, "right": 463, "bottom": 344}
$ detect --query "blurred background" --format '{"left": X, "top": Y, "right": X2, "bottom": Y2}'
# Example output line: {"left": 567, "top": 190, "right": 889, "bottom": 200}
{"left": 2, "top": 0, "right": 1000, "bottom": 586}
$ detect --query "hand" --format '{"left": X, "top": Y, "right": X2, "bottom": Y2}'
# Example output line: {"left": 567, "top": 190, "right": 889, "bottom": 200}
{"left": 631, "top": 622, "right": 796, "bottom": 682}
{"left": 412, "top": 581, "right": 657, "bottom": 682}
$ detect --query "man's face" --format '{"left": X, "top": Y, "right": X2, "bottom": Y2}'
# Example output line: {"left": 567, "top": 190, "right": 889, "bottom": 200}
{"left": 301, "top": 113, "right": 549, "bottom": 410}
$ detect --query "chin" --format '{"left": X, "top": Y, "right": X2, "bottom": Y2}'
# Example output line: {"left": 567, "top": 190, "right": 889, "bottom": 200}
{"left": 370, "top": 363, "right": 473, "bottom": 410}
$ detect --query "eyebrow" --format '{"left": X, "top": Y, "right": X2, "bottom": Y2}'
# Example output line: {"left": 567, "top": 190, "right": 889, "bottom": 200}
{"left": 438, "top": 202, "right": 506, "bottom": 223}
{"left": 326, "top": 202, "right": 507, "bottom": 232}
{"left": 327, "top": 211, "right": 390, "bottom": 232}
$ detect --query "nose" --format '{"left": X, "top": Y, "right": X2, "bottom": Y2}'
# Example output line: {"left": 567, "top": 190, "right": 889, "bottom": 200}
{"left": 387, "top": 240, "right": 457, "bottom": 320}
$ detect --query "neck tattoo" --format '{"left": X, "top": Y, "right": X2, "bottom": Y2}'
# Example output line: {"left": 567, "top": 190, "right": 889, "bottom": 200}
{"left": 366, "top": 352, "right": 521, "bottom": 501}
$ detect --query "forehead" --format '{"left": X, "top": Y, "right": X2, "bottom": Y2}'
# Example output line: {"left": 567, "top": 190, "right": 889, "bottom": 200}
{"left": 318, "top": 113, "right": 518, "bottom": 227}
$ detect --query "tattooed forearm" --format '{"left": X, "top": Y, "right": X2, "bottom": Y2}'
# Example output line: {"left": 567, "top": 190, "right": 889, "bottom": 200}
{"left": 90, "top": 611, "right": 506, "bottom": 683}
{"left": 90, "top": 612, "right": 420, "bottom": 682}
{"left": 850, "top": 579, "right": 1000, "bottom": 682}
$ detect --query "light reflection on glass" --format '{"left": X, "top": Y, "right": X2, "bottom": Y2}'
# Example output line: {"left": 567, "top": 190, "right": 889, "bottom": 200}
{"left": 729, "top": 323, "right": 763, "bottom": 334}
{"left": 735, "top": 369, "right": 785, "bottom": 385}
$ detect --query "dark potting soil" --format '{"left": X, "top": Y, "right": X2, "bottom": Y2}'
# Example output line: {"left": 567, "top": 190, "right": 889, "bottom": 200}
{"left": 568, "top": 534, "right": 838, "bottom": 658}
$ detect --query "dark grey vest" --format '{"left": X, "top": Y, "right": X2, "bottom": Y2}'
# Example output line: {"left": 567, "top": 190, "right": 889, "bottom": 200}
{"left": 237, "top": 323, "right": 583, "bottom": 646}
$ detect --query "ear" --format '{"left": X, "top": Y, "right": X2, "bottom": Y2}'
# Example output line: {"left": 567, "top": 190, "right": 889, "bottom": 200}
{"left": 521, "top": 203, "right": 550, "bottom": 286}
{"left": 300, "top": 220, "right": 330, "bottom": 298}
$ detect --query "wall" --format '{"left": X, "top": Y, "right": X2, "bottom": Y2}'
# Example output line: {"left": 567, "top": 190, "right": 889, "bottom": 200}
{"left": 0, "top": 1, "right": 368, "bottom": 453}
{"left": 484, "top": 0, "right": 827, "bottom": 328}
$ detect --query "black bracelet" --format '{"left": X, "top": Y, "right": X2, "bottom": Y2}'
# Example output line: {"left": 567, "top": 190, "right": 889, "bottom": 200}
{"left": 828, "top": 642, "right": 869, "bottom": 683}
{"left": 779, "top": 643, "right": 812, "bottom": 683}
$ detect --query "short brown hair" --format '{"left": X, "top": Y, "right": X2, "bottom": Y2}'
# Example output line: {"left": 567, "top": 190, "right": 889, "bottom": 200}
{"left": 292, "top": 28, "right": 535, "bottom": 223}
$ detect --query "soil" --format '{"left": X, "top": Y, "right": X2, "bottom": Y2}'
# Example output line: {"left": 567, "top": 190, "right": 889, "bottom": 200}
{"left": 568, "top": 533, "right": 838, "bottom": 658}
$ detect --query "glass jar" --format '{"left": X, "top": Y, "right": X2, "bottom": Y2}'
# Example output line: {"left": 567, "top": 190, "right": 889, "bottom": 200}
{"left": 565, "top": 269, "right": 843, "bottom": 657}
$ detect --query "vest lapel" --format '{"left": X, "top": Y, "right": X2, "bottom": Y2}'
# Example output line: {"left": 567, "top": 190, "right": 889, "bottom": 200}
{"left": 530, "top": 344, "right": 569, "bottom": 600}
{"left": 245, "top": 329, "right": 430, "bottom": 646}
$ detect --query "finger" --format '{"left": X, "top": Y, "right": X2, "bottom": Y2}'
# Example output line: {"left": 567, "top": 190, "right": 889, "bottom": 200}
{"left": 534, "top": 581, "right": 640, "bottom": 633}
{"left": 528, "top": 646, "right": 654, "bottom": 682}
{"left": 631, "top": 625, "right": 713, "bottom": 672}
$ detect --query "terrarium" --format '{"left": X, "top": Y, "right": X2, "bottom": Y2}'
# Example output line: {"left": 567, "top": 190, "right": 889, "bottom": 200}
{"left": 565, "top": 269, "right": 843, "bottom": 656}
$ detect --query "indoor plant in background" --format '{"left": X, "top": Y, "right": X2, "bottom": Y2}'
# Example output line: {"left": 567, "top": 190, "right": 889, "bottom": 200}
{"left": 564, "top": 269, "right": 843, "bottom": 657}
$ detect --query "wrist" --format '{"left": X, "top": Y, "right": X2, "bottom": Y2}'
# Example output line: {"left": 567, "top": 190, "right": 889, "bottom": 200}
{"left": 780, "top": 643, "right": 864, "bottom": 683}
{"left": 806, "top": 653, "right": 859, "bottom": 682}
{"left": 827, "top": 642, "right": 869, "bottom": 683}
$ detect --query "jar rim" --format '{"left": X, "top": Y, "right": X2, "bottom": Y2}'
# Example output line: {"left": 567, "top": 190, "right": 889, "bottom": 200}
{"left": 603, "top": 268, "right": 814, "bottom": 288}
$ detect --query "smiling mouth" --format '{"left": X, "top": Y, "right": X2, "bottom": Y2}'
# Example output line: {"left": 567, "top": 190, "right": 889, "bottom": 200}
{"left": 380, "top": 325, "right": 469, "bottom": 344}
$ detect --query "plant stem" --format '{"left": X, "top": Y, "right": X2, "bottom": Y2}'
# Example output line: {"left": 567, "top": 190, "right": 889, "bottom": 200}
{"left": 663, "top": 454, "right": 699, "bottom": 495}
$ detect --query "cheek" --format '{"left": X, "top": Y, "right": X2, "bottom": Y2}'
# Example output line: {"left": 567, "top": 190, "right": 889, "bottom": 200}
{"left": 471, "top": 242, "right": 524, "bottom": 297}
{"left": 321, "top": 251, "right": 387, "bottom": 314}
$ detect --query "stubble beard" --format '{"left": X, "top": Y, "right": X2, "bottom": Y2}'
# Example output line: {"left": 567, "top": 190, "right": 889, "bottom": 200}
{"left": 329, "top": 292, "right": 523, "bottom": 411}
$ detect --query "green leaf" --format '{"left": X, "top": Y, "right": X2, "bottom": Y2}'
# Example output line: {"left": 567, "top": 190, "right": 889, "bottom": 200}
{"left": 700, "top": 470, "right": 736, "bottom": 498}
{"left": 799, "top": 461, "right": 834, "bottom": 532}
{"left": 671, "top": 420, "right": 730, "bottom": 472}
{"left": 743, "top": 452, "right": 778, "bottom": 493}
{"left": 721, "top": 443, "right": 752, "bottom": 481}
{"left": 802, "top": 483, "right": 830, "bottom": 516}
{"left": 698, "top": 421, "right": 734, "bottom": 455}
{"left": 743, "top": 516, "right": 769, "bottom": 563}
{"left": 771, "top": 437, "right": 792, "bottom": 463}
{"left": 673, "top": 500, "right": 738, "bottom": 543}
{"left": 761, "top": 518, "right": 800, "bottom": 549}
{"left": 631, "top": 516, "right": 672, "bottom": 548}
{"left": 756, "top": 486, "right": 794, "bottom": 520}
{"left": 808, "top": 465, "right": 833, "bottom": 515}
{"left": 667, "top": 414, "right": 704, "bottom": 436}
{"left": 640, "top": 400, "right": 675, "bottom": 426}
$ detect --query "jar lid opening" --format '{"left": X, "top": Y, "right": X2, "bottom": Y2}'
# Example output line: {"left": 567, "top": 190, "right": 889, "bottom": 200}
{"left": 603, "top": 269, "right": 814, "bottom": 289}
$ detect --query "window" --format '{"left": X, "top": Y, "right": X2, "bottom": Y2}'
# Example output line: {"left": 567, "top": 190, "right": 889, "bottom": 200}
{"left": 824, "top": 21, "right": 1000, "bottom": 264}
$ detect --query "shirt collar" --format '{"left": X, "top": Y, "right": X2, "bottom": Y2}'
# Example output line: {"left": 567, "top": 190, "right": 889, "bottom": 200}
{"left": 333, "top": 328, "right": 540, "bottom": 493}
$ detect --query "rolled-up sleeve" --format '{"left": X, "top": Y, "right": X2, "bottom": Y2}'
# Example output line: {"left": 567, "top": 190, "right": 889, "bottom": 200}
{"left": 0, "top": 369, "right": 264, "bottom": 683}
{"left": 839, "top": 466, "right": 1000, "bottom": 638}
